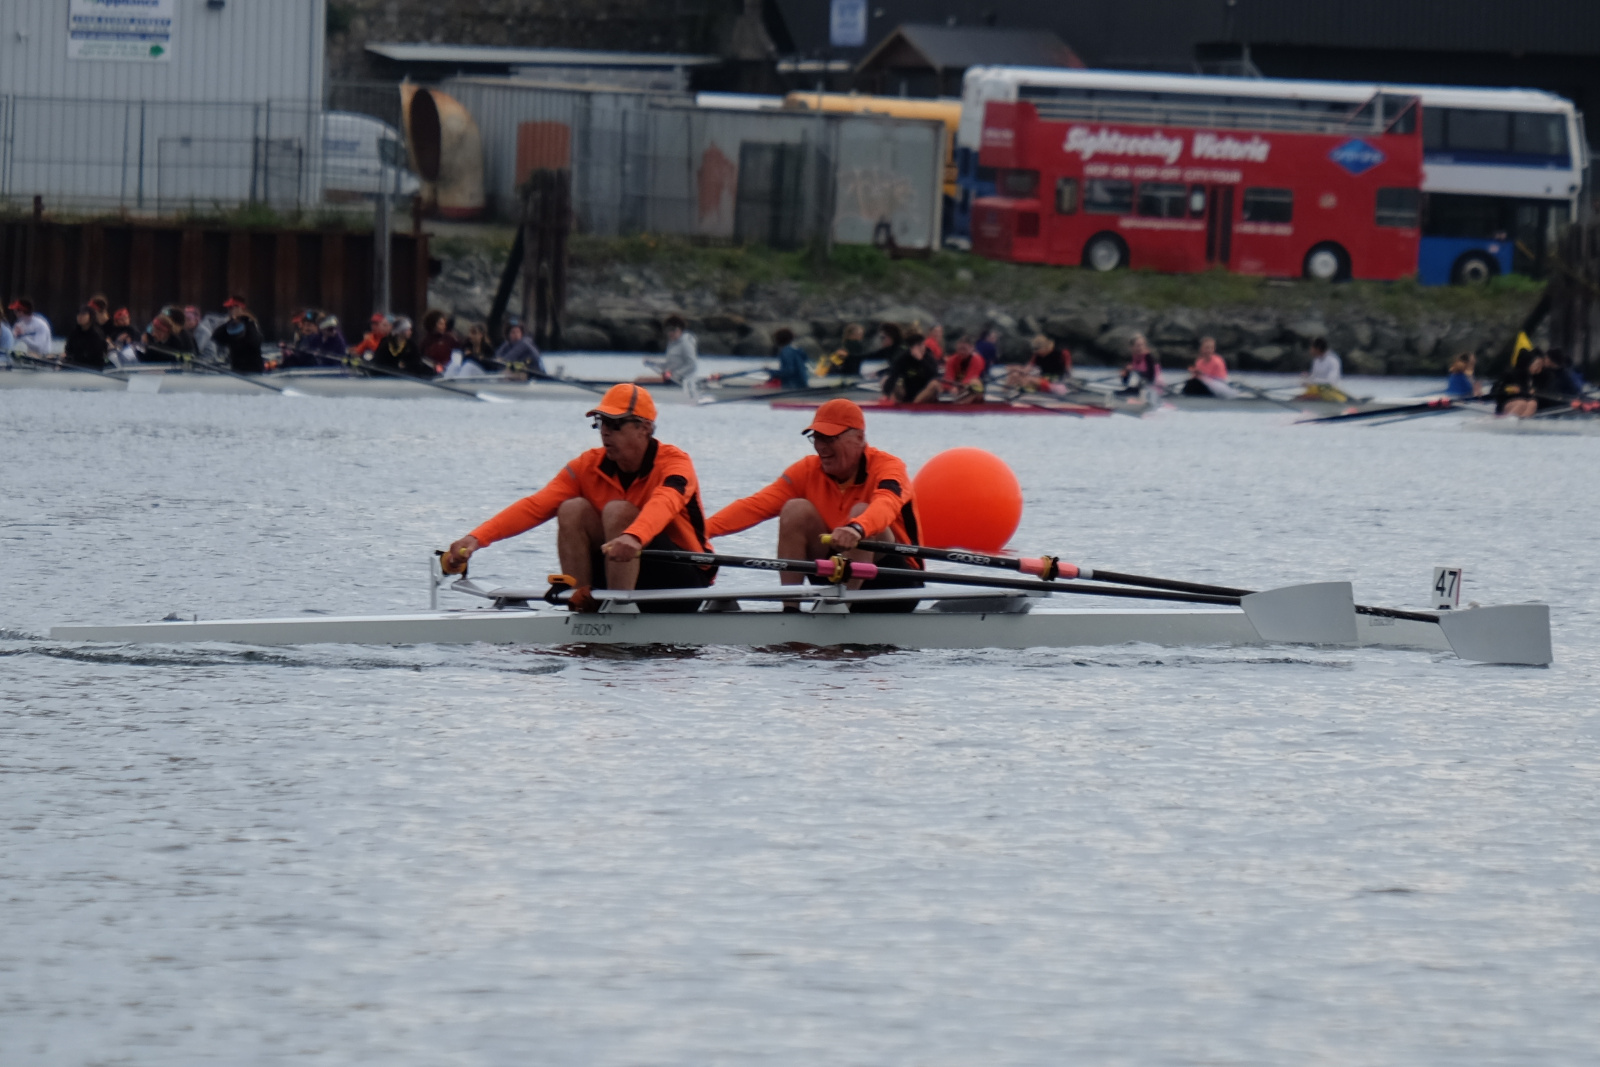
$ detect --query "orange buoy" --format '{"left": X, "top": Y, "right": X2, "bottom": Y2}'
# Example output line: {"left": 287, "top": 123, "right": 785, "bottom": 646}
{"left": 912, "top": 448, "right": 1023, "bottom": 552}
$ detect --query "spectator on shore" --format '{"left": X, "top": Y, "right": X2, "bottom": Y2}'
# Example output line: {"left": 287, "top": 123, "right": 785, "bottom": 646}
{"left": 1117, "top": 333, "right": 1162, "bottom": 397}
{"left": 816, "top": 322, "right": 866, "bottom": 378}
{"left": 1445, "top": 353, "right": 1480, "bottom": 397}
{"left": 493, "top": 318, "right": 543, "bottom": 376}
{"left": 771, "top": 328, "right": 809, "bottom": 390}
{"left": 1297, "top": 337, "right": 1347, "bottom": 402}
{"left": 64, "top": 306, "right": 107, "bottom": 370}
{"left": 212, "top": 296, "right": 265, "bottom": 374}
{"left": 1007, "top": 334, "right": 1072, "bottom": 393}
{"left": 7, "top": 298, "right": 53, "bottom": 355}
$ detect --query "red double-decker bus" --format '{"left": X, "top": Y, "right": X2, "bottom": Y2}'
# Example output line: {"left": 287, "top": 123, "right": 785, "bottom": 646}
{"left": 971, "top": 92, "right": 1423, "bottom": 281}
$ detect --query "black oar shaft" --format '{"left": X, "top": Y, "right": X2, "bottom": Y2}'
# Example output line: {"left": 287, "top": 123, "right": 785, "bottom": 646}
{"left": 144, "top": 342, "right": 294, "bottom": 395}
{"left": 638, "top": 549, "right": 1241, "bottom": 606}
{"left": 844, "top": 537, "right": 1255, "bottom": 598}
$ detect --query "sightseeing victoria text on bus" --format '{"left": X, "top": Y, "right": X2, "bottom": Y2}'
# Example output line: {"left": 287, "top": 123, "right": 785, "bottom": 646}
{"left": 955, "top": 68, "right": 1589, "bottom": 285}
{"left": 970, "top": 89, "right": 1424, "bottom": 281}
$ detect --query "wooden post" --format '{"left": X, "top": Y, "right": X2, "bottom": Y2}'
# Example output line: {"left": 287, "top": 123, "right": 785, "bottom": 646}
{"left": 321, "top": 232, "right": 345, "bottom": 325}
{"left": 130, "top": 228, "right": 156, "bottom": 323}
{"left": 275, "top": 231, "right": 298, "bottom": 338}
{"left": 179, "top": 228, "right": 205, "bottom": 308}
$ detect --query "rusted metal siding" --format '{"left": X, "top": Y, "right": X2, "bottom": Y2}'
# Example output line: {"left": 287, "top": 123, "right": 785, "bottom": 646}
{"left": 0, "top": 220, "right": 428, "bottom": 342}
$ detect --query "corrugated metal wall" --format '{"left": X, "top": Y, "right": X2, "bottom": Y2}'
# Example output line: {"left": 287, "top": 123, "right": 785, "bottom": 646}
{"left": 443, "top": 78, "right": 945, "bottom": 248}
{"left": 0, "top": 0, "right": 329, "bottom": 211}
{"left": 0, "top": 0, "right": 325, "bottom": 103}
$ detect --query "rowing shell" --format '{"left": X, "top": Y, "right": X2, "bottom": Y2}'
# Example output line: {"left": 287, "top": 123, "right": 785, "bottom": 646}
{"left": 771, "top": 399, "right": 1110, "bottom": 416}
{"left": 49, "top": 581, "right": 1553, "bottom": 663}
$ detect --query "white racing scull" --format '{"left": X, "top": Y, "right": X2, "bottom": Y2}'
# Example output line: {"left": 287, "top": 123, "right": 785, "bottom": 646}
{"left": 50, "top": 572, "right": 1552, "bottom": 664}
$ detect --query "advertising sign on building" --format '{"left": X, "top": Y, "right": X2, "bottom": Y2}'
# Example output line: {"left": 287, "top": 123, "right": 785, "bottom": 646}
{"left": 69, "top": 0, "right": 176, "bottom": 62}
{"left": 830, "top": 0, "right": 867, "bottom": 48}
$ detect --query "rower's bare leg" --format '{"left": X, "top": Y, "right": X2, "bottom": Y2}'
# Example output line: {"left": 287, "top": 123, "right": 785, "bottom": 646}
{"left": 912, "top": 380, "right": 941, "bottom": 404}
{"left": 776, "top": 500, "right": 875, "bottom": 610}
{"left": 601, "top": 500, "right": 642, "bottom": 590}
{"left": 557, "top": 498, "right": 604, "bottom": 587}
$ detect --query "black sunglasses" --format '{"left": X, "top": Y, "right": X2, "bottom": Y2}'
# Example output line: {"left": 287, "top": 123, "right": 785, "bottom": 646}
{"left": 593, "top": 415, "right": 643, "bottom": 431}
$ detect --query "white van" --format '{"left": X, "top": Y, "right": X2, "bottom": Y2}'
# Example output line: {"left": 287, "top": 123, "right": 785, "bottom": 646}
{"left": 321, "top": 111, "right": 421, "bottom": 199}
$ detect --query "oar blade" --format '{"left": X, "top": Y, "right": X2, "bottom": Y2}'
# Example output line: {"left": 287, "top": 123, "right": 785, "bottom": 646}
{"left": 1240, "top": 581, "right": 1358, "bottom": 645}
{"left": 1437, "top": 603, "right": 1552, "bottom": 665}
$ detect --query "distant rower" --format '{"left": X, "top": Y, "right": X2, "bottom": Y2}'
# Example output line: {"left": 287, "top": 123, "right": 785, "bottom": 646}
{"left": 706, "top": 398, "right": 924, "bottom": 612}
{"left": 440, "top": 384, "right": 715, "bottom": 610}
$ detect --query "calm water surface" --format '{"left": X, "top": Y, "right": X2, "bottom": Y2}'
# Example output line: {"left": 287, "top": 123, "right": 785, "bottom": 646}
{"left": 2, "top": 389, "right": 1597, "bottom": 1065}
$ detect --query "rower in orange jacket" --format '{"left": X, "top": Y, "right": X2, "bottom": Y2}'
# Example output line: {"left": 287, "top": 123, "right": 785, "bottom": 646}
{"left": 440, "top": 384, "right": 715, "bottom": 609}
{"left": 706, "top": 398, "right": 924, "bottom": 612}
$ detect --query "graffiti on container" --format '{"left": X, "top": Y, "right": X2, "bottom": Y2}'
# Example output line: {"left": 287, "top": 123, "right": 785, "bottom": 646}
{"left": 837, "top": 167, "right": 916, "bottom": 224}
{"left": 697, "top": 143, "right": 738, "bottom": 228}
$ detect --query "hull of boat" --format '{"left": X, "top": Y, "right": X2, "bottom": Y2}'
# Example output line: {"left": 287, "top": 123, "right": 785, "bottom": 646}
{"left": 771, "top": 399, "right": 1111, "bottom": 416}
{"left": 51, "top": 604, "right": 1456, "bottom": 653}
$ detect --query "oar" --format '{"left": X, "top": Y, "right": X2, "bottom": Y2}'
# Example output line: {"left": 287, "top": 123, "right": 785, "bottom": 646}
{"left": 632, "top": 548, "right": 1545, "bottom": 662}
{"left": 349, "top": 357, "right": 510, "bottom": 403}
{"left": 143, "top": 342, "right": 306, "bottom": 397}
{"left": 829, "top": 535, "right": 1439, "bottom": 623}
{"left": 715, "top": 379, "right": 868, "bottom": 405}
{"left": 639, "top": 548, "right": 1241, "bottom": 606}
{"left": 1225, "top": 378, "right": 1320, "bottom": 414}
{"left": 8, "top": 350, "right": 112, "bottom": 377}
{"left": 1297, "top": 396, "right": 1486, "bottom": 424}
{"left": 828, "top": 536, "right": 1254, "bottom": 597}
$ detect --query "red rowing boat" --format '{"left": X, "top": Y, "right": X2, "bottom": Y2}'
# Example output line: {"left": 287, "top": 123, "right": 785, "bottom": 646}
{"left": 770, "top": 398, "right": 1110, "bottom": 416}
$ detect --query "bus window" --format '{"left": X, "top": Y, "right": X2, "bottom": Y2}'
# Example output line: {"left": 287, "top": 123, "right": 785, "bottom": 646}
{"left": 1188, "top": 185, "right": 1207, "bottom": 218}
{"left": 1136, "top": 182, "right": 1186, "bottom": 218}
{"left": 1423, "top": 107, "right": 1445, "bottom": 151}
{"left": 1375, "top": 188, "right": 1420, "bottom": 228}
{"left": 1085, "top": 179, "right": 1134, "bottom": 215}
{"left": 1241, "top": 187, "right": 1293, "bottom": 223}
{"left": 1445, "top": 110, "right": 1511, "bottom": 152}
{"left": 1513, "top": 113, "right": 1569, "bottom": 158}
{"left": 1055, "top": 177, "right": 1079, "bottom": 215}
{"left": 999, "top": 169, "right": 1038, "bottom": 197}
{"left": 1422, "top": 193, "right": 1509, "bottom": 239}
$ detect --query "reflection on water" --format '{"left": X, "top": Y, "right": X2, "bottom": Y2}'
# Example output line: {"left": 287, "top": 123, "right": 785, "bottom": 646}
{"left": 2, "top": 391, "right": 1597, "bottom": 1065}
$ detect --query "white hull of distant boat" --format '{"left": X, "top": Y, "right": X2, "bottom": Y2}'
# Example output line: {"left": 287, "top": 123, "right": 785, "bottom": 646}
{"left": 51, "top": 581, "right": 1553, "bottom": 664}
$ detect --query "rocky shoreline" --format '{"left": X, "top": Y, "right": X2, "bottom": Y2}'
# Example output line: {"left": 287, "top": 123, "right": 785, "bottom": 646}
{"left": 427, "top": 239, "right": 1538, "bottom": 375}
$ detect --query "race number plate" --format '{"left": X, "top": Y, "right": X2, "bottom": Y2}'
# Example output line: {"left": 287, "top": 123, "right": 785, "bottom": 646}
{"left": 1432, "top": 566, "right": 1463, "bottom": 610}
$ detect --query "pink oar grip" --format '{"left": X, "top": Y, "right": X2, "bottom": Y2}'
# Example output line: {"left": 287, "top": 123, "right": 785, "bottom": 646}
{"left": 1018, "top": 557, "right": 1082, "bottom": 580}
{"left": 814, "top": 560, "right": 878, "bottom": 579}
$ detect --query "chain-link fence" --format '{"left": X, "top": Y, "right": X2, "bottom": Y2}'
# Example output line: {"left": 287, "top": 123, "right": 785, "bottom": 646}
{"left": 0, "top": 91, "right": 411, "bottom": 217}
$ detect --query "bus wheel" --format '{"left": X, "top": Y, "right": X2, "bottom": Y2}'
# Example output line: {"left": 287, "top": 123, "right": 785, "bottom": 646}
{"left": 1083, "top": 233, "right": 1128, "bottom": 272}
{"left": 1451, "top": 251, "right": 1498, "bottom": 286}
{"left": 1302, "top": 242, "right": 1350, "bottom": 282}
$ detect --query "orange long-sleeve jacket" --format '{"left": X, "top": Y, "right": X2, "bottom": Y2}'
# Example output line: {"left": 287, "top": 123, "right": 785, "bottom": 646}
{"left": 706, "top": 446, "right": 922, "bottom": 549}
{"left": 469, "top": 439, "right": 713, "bottom": 552}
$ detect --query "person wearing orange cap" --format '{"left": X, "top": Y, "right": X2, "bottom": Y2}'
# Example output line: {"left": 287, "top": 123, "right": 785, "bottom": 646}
{"left": 706, "top": 398, "right": 923, "bottom": 611}
{"left": 440, "top": 383, "right": 715, "bottom": 609}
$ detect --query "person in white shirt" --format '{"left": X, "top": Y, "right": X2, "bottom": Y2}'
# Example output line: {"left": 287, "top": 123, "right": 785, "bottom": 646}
{"left": 639, "top": 314, "right": 704, "bottom": 401}
{"left": 1299, "top": 336, "right": 1349, "bottom": 402}
{"left": 7, "top": 298, "right": 53, "bottom": 355}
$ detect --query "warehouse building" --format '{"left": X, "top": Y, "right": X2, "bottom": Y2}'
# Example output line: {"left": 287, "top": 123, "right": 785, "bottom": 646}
{"left": 1, "top": 0, "right": 327, "bottom": 211}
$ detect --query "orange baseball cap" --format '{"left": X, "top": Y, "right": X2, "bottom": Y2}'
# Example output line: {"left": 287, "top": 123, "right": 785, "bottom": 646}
{"left": 804, "top": 398, "right": 866, "bottom": 436}
{"left": 586, "top": 383, "right": 657, "bottom": 422}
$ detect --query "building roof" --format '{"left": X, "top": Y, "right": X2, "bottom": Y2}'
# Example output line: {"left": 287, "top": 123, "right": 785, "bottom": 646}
{"left": 365, "top": 43, "right": 720, "bottom": 69}
{"left": 857, "top": 24, "right": 1081, "bottom": 74}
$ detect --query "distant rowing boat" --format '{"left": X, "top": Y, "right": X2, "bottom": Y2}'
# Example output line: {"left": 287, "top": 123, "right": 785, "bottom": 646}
{"left": 772, "top": 397, "right": 1111, "bottom": 416}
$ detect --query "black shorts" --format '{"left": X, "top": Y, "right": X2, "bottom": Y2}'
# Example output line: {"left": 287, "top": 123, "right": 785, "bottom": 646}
{"left": 591, "top": 532, "right": 715, "bottom": 613}
{"left": 808, "top": 552, "right": 924, "bottom": 614}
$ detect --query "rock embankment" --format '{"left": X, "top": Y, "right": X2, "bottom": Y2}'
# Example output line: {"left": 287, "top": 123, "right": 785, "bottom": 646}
{"left": 428, "top": 240, "right": 1535, "bottom": 374}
